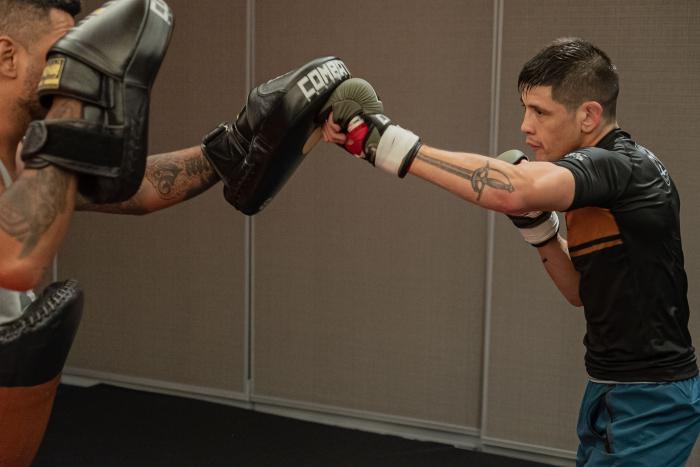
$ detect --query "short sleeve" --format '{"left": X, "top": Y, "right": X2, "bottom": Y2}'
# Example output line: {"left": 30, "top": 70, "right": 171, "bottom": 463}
{"left": 553, "top": 148, "right": 633, "bottom": 210}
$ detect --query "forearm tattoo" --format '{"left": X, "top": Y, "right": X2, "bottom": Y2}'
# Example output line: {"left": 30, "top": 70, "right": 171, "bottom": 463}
{"left": 146, "top": 159, "right": 183, "bottom": 200}
{"left": 185, "top": 157, "right": 210, "bottom": 177}
{"left": 0, "top": 167, "right": 70, "bottom": 257}
{"left": 416, "top": 153, "right": 514, "bottom": 200}
{"left": 146, "top": 152, "right": 218, "bottom": 201}
{"left": 78, "top": 151, "right": 218, "bottom": 214}
{"left": 183, "top": 155, "right": 219, "bottom": 199}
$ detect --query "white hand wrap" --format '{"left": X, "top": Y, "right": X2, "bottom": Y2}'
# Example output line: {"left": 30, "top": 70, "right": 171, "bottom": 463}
{"left": 518, "top": 211, "right": 560, "bottom": 246}
{"left": 374, "top": 125, "right": 420, "bottom": 176}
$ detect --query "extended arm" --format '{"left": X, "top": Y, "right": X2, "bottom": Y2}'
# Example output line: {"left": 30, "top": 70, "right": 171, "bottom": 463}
{"left": 371, "top": 144, "right": 584, "bottom": 304}
{"left": 321, "top": 79, "right": 582, "bottom": 305}
{"left": 388, "top": 145, "right": 583, "bottom": 305}
{"left": 76, "top": 146, "right": 219, "bottom": 214}
{"left": 320, "top": 80, "right": 574, "bottom": 214}
{"left": 408, "top": 145, "right": 574, "bottom": 213}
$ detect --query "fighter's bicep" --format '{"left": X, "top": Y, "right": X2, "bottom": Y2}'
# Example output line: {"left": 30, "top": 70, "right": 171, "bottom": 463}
{"left": 522, "top": 162, "right": 576, "bottom": 212}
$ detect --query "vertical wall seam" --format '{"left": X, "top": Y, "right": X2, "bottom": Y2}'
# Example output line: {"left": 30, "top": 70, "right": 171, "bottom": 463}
{"left": 480, "top": 0, "right": 504, "bottom": 446}
{"left": 244, "top": 0, "right": 256, "bottom": 399}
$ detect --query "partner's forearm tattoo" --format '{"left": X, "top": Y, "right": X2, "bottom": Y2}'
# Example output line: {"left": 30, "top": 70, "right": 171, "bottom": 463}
{"left": 0, "top": 167, "right": 70, "bottom": 257}
{"left": 184, "top": 155, "right": 219, "bottom": 199}
{"left": 416, "top": 154, "right": 514, "bottom": 200}
{"left": 81, "top": 151, "right": 218, "bottom": 213}
{"left": 182, "top": 155, "right": 219, "bottom": 199}
{"left": 146, "top": 159, "right": 183, "bottom": 200}
{"left": 185, "top": 156, "right": 210, "bottom": 177}
{"left": 146, "top": 152, "right": 218, "bottom": 201}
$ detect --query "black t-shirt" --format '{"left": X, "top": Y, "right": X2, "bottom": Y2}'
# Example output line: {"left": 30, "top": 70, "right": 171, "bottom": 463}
{"left": 554, "top": 129, "right": 697, "bottom": 382}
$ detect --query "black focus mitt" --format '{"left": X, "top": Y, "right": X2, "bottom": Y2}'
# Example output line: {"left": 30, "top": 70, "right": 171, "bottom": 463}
{"left": 202, "top": 56, "right": 351, "bottom": 215}
{"left": 21, "top": 0, "right": 174, "bottom": 204}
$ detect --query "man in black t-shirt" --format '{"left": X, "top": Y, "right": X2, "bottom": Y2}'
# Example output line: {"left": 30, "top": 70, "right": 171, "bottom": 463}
{"left": 321, "top": 37, "right": 699, "bottom": 465}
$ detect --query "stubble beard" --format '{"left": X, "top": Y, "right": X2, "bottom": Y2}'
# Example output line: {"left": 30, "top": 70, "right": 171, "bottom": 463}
{"left": 18, "top": 61, "right": 49, "bottom": 124}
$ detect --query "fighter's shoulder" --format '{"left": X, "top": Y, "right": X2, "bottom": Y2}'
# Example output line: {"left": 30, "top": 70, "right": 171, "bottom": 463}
{"left": 556, "top": 146, "right": 632, "bottom": 172}
{"left": 562, "top": 146, "right": 620, "bottom": 161}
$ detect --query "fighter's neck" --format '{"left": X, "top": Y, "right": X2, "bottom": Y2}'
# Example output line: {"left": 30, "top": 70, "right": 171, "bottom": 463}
{"left": 585, "top": 121, "right": 619, "bottom": 148}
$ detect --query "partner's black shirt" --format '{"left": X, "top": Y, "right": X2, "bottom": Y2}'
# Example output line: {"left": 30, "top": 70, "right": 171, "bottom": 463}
{"left": 554, "top": 129, "right": 697, "bottom": 382}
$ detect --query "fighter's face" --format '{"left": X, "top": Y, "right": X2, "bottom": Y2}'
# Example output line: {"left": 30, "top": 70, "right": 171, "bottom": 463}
{"left": 18, "top": 9, "right": 75, "bottom": 121}
{"left": 519, "top": 85, "right": 584, "bottom": 162}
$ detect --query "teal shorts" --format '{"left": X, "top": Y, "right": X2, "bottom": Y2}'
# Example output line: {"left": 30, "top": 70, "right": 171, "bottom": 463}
{"left": 576, "top": 376, "right": 700, "bottom": 466}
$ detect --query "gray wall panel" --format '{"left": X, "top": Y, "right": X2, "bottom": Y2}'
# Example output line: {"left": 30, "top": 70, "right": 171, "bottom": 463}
{"left": 488, "top": 217, "right": 586, "bottom": 448}
{"left": 53, "top": 0, "right": 700, "bottom": 460}
{"left": 489, "top": 0, "right": 700, "bottom": 453}
{"left": 61, "top": 0, "right": 249, "bottom": 392}
{"left": 251, "top": 0, "right": 493, "bottom": 427}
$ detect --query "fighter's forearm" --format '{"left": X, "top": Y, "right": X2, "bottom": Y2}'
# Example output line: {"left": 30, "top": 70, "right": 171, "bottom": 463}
{"left": 77, "top": 146, "right": 220, "bottom": 214}
{"left": 408, "top": 145, "right": 574, "bottom": 214}
{"left": 409, "top": 145, "right": 520, "bottom": 211}
{"left": 537, "top": 235, "right": 582, "bottom": 307}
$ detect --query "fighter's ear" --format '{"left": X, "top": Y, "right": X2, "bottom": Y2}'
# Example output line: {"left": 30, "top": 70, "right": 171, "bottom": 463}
{"left": 579, "top": 100, "right": 604, "bottom": 134}
{"left": 0, "top": 37, "right": 19, "bottom": 79}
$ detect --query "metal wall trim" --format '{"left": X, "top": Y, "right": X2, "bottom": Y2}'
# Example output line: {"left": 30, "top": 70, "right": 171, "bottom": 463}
{"left": 243, "top": 0, "right": 256, "bottom": 400}
{"left": 479, "top": 0, "right": 505, "bottom": 445}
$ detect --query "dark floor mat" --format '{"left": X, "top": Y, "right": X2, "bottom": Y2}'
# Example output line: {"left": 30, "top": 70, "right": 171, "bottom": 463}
{"left": 34, "top": 384, "right": 550, "bottom": 467}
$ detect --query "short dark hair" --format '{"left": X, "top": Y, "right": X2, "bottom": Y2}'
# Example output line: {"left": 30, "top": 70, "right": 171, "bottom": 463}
{"left": 518, "top": 37, "right": 619, "bottom": 121}
{"left": 0, "top": 0, "right": 82, "bottom": 46}
{"left": 3, "top": 0, "right": 82, "bottom": 16}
